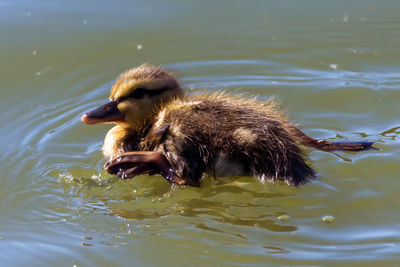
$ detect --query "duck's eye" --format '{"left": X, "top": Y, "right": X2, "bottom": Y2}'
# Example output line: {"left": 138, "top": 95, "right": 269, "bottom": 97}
{"left": 129, "top": 88, "right": 147, "bottom": 99}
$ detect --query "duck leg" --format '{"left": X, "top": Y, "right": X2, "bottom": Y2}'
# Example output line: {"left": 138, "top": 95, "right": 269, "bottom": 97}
{"left": 293, "top": 128, "right": 377, "bottom": 152}
{"left": 104, "top": 151, "right": 200, "bottom": 186}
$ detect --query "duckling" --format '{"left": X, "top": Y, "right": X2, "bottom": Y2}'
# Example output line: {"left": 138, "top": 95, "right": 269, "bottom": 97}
{"left": 81, "top": 64, "right": 375, "bottom": 187}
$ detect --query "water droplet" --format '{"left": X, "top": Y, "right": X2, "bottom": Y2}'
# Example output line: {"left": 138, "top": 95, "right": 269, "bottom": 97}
{"left": 322, "top": 215, "right": 335, "bottom": 223}
{"left": 165, "top": 168, "right": 174, "bottom": 180}
{"left": 343, "top": 13, "right": 349, "bottom": 23}
{"left": 278, "top": 215, "right": 290, "bottom": 221}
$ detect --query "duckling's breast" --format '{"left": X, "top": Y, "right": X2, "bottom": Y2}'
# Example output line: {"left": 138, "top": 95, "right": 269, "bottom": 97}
{"left": 102, "top": 125, "right": 142, "bottom": 159}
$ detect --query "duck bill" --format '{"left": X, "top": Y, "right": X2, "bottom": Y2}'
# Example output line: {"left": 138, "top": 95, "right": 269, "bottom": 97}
{"left": 81, "top": 101, "right": 125, "bottom": 125}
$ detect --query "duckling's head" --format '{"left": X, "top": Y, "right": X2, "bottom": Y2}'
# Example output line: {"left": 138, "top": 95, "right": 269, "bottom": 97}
{"left": 81, "top": 64, "right": 181, "bottom": 129}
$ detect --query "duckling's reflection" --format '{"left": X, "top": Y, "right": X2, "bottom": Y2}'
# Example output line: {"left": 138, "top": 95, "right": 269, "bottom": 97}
{"left": 61, "top": 170, "right": 298, "bottom": 232}
{"left": 102, "top": 177, "right": 298, "bottom": 233}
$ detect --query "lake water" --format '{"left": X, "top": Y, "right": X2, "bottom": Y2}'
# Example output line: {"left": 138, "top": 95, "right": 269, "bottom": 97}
{"left": 0, "top": 0, "right": 399, "bottom": 266}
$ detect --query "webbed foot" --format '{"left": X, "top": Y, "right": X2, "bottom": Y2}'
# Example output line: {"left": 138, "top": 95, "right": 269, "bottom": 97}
{"left": 104, "top": 151, "right": 200, "bottom": 186}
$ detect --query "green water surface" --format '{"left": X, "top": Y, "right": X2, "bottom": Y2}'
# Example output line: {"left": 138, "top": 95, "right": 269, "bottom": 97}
{"left": 0, "top": 0, "right": 399, "bottom": 266}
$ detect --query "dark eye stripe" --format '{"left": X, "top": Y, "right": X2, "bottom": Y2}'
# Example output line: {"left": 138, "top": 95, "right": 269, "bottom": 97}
{"left": 117, "top": 87, "right": 169, "bottom": 102}
{"left": 130, "top": 88, "right": 147, "bottom": 99}
{"left": 146, "top": 87, "right": 168, "bottom": 97}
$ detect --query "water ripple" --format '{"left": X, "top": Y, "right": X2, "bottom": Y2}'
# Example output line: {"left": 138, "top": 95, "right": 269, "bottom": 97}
{"left": 1, "top": 58, "right": 398, "bottom": 266}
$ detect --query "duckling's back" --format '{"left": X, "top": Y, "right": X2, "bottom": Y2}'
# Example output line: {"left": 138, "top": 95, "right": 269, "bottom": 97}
{"left": 143, "top": 93, "right": 315, "bottom": 186}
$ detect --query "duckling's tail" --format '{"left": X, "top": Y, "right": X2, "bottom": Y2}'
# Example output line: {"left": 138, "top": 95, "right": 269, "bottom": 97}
{"left": 293, "top": 128, "right": 378, "bottom": 152}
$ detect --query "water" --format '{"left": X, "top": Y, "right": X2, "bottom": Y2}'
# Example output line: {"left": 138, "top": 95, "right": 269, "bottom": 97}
{"left": 1, "top": 0, "right": 399, "bottom": 266}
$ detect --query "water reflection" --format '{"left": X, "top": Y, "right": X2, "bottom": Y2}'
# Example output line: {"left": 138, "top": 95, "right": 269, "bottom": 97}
{"left": 379, "top": 126, "right": 400, "bottom": 141}
{"left": 2, "top": 0, "right": 400, "bottom": 262}
{"left": 59, "top": 171, "right": 298, "bottom": 232}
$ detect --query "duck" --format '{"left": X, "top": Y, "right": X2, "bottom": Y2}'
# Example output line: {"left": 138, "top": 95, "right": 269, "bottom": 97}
{"left": 81, "top": 64, "right": 375, "bottom": 187}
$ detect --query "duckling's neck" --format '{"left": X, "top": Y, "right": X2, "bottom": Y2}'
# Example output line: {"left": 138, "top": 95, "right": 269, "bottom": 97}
{"left": 116, "top": 115, "right": 156, "bottom": 133}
